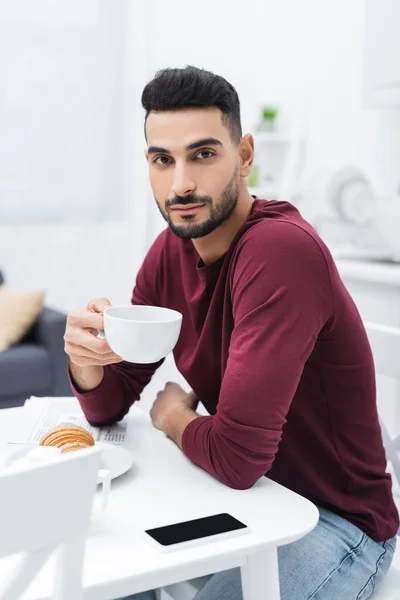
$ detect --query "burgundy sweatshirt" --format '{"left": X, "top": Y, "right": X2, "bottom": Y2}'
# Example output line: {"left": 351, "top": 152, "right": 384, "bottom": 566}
{"left": 72, "top": 199, "right": 399, "bottom": 542}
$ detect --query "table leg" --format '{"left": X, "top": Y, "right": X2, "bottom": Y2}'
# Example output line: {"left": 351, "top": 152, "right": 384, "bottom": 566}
{"left": 54, "top": 536, "right": 85, "bottom": 600}
{"left": 241, "top": 547, "right": 280, "bottom": 600}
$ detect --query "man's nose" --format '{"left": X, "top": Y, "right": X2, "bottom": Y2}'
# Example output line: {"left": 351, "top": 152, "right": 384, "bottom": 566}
{"left": 171, "top": 165, "right": 196, "bottom": 197}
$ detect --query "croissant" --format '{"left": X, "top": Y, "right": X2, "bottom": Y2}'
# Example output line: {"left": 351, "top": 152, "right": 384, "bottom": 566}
{"left": 40, "top": 424, "right": 95, "bottom": 453}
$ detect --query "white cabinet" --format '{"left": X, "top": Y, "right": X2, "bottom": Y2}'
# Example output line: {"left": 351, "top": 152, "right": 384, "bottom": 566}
{"left": 336, "top": 259, "right": 400, "bottom": 436}
{"left": 337, "top": 259, "right": 400, "bottom": 326}
{"left": 364, "top": 0, "right": 400, "bottom": 106}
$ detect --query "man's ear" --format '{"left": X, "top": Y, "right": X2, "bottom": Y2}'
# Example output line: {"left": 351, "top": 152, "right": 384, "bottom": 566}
{"left": 239, "top": 134, "right": 254, "bottom": 178}
{"left": 144, "top": 148, "right": 149, "bottom": 162}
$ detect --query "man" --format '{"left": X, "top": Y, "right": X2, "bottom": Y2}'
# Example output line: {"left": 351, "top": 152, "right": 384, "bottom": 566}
{"left": 65, "top": 66, "right": 398, "bottom": 600}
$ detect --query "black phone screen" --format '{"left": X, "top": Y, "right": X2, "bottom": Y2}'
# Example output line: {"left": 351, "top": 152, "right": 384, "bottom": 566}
{"left": 145, "top": 512, "right": 247, "bottom": 547}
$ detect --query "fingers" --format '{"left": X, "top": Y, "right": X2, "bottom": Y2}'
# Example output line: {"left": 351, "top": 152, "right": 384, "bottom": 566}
{"left": 87, "top": 297, "right": 112, "bottom": 314}
{"left": 65, "top": 341, "right": 120, "bottom": 361}
{"left": 67, "top": 297, "right": 112, "bottom": 331}
{"left": 67, "top": 309, "right": 105, "bottom": 331}
{"left": 64, "top": 327, "right": 112, "bottom": 354}
{"left": 65, "top": 342, "right": 122, "bottom": 366}
{"left": 69, "top": 354, "right": 123, "bottom": 367}
{"left": 65, "top": 298, "right": 118, "bottom": 367}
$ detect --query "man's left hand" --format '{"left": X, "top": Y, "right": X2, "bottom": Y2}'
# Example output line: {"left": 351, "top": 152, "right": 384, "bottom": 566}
{"left": 150, "top": 382, "right": 200, "bottom": 447}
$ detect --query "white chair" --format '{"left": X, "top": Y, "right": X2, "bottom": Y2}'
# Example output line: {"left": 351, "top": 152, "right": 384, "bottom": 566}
{"left": 0, "top": 446, "right": 101, "bottom": 600}
{"left": 364, "top": 322, "right": 400, "bottom": 600}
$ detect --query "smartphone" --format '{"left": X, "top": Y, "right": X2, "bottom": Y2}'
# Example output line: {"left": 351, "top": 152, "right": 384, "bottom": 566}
{"left": 145, "top": 512, "right": 247, "bottom": 547}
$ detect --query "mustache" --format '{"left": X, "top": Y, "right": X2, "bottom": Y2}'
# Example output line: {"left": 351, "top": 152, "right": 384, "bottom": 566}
{"left": 166, "top": 194, "right": 212, "bottom": 209}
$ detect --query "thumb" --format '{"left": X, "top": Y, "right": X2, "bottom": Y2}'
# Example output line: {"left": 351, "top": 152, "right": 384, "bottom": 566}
{"left": 87, "top": 297, "right": 112, "bottom": 314}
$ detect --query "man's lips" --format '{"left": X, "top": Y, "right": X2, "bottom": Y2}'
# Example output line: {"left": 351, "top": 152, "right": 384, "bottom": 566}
{"left": 170, "top": 203, "right": 205, "bottom": 211}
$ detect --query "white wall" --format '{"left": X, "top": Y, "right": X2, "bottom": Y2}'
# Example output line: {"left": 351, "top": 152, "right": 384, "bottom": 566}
{"left": 0, "top": 223, "right": 135, "bottom": 312}
{"left": 0, "top": 1, "right": 149, "bottom": 311}
{"left": 0, "top": 0, "right": 127, "bottom": 224}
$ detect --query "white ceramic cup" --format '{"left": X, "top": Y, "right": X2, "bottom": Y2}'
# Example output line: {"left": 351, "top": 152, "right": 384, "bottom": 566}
{"left": 98, "top": 305, "right": 183, "bottom": 364}
{"left": 4, "top": 447, "right": 111, "bottom": 521}
{"left": 92, "top": 468, "right": 111, "bottom": 521}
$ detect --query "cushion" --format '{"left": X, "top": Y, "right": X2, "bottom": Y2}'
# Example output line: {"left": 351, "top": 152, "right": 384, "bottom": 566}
{"left": 0, "top": 343, "right": 52, "bottom": 397}
{"left": 0, "top": 286, "right": 45, "bottom": 351}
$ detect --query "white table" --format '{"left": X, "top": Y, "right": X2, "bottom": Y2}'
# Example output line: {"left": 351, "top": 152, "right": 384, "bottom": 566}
{"left": 0, "top": 402, "right": 319, "bottom": 600}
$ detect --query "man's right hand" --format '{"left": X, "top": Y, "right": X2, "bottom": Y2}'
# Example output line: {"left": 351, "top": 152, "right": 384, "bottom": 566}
{"left": 65, "top": 298, "right": 123, "bottom": 392}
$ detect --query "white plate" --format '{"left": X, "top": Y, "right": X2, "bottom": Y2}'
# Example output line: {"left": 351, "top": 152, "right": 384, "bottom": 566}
{"left": 96, "top": 442, "right": 134, "bottom": 480}
{"left": 4, "top": 442, "right": 134, "bottom": 482}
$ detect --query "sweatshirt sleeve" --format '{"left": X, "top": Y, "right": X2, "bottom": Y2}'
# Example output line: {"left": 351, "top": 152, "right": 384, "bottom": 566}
{"left": 71, "top": 232, "right": 167, "bottom": 426}
{"left": 182, "top": 221, "right": 334, "bottom": 489}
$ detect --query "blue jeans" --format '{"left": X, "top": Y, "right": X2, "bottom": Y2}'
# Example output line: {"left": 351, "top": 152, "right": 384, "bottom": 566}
{"left": 122, "top": 507, "right": 397, "bottom": 600}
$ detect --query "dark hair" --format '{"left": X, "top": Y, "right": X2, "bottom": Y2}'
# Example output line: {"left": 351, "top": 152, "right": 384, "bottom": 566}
{"left": 141, "top": 66, "right": 242, "bottom": 143}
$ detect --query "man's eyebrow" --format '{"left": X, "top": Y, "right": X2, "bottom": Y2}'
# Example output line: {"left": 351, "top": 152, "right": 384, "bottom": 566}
{"left": 147, "top": 137, "right": 223, "bottom": 156}
{"left": 186, "top": 137, "right": 223, "bottom": 151}
{"left": 147, "top": 145, "right": 169, "bottom": 155}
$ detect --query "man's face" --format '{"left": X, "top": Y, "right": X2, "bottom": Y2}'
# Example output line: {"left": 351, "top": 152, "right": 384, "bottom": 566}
{"left": 145, "top": 107, "right": 240, "bottom": 239}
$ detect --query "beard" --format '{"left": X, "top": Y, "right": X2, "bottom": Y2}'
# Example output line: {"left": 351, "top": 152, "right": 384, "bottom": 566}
{"left": 155, "top": 165, "right": 240, "bottom": 239}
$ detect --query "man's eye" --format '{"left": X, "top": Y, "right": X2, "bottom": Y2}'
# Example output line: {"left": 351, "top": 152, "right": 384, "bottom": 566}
{"left": 196, "top": 150, "right": 215, "bottom": 160}
{"left": 154, "top": 156, "right": 171, "bottom": 165}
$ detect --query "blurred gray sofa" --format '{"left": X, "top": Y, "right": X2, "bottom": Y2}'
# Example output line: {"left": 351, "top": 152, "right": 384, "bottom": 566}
{"left": 0, "top": 271, "right": 72, "bottom": 408}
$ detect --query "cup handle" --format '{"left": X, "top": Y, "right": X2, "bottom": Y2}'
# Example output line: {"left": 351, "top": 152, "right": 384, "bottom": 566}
{"left": 97, "top": 330, "right": 106, "bottom": 340}
{"left": 92, "top": 468, "right": 111, "bottom": 520}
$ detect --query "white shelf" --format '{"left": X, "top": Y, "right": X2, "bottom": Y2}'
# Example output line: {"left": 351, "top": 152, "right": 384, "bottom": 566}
{"left": 364, "top": 0, "right": 400, "bottom": 107}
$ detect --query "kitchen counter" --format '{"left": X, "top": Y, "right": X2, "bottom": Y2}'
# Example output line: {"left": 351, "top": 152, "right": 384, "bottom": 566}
{"left": 335, "top": 259, "right": 400, "bottom": 287}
